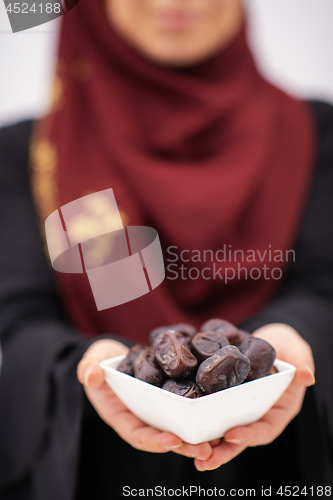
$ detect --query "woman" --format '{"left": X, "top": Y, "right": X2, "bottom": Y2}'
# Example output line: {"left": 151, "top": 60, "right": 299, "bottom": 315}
{"left": 0, "top": 0, "right": 332, "bottom": 498}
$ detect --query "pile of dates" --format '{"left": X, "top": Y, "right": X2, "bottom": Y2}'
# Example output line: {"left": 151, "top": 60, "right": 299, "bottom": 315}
{"left": 117, "top": 318, "right": 276, "bottom": 398}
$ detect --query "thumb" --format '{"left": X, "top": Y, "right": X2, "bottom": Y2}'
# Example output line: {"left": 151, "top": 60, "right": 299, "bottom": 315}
{"left": 294, "top": 363, "right": 315, "bottom": 387}
{"left": 77, "top": 339, "right": 129, "bottom": 388}
{"left": 277, "top": 340, "right": 315, "bottom": 387}
{"left": 253, "top": 324, "right": 315, "bottom": 387}
{"left": 77, "top": 358, "right": 105, "bottom": 388}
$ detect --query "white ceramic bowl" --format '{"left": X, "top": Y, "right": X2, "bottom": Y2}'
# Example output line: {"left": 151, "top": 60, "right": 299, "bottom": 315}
{"left": 100, "top": 355, "right": 296, "bottom": 445}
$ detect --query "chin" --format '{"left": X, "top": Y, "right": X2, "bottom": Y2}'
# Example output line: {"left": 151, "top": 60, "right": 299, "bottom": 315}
{"left": 142, "top": 45, "right": 215, "bottom": 67}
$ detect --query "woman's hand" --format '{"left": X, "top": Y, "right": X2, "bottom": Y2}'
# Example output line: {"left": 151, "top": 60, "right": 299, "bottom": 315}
{"left": 77, "top": 339, "right": 214, "bottom": 461}
{"left": 194, "top": 323, "right": 315, "bottom": 471}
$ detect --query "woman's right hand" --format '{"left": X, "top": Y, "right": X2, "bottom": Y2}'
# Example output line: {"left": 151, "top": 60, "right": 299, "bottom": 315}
{"left": 77, "top": 339, "right": 214, "bottom": 460}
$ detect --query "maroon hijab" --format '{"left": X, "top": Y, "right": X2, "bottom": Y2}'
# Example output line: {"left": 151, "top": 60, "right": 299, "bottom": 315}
{"left": 31, "top": 0, "right": 315, "bottom": 343}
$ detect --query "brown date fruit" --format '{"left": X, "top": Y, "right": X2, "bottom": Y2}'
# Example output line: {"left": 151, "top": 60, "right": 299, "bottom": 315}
{"left": 149, "top": 325, "right": 173, "bottom": 344}
{"left": 201, "top": 318, "right": 237, "bottom": 335}
{"left": 117, "top": 344, "right": 144, "bottom": 376}
{"left": 149, "top": 323, "right": 196, "bottom": 345}
{"left": 239, "top": 337, "right": 276, "bottom": 381}
{"left": 152, "top": 329, "right": 188, "bottom": 349}
{"left": 171, "top": 323, "right": 197, "bottom": 342}
{"left": 196, "top": 345, "right": 250, "bottom": 394}
{"left": 225, "top": 329, "right": 250, "bottom": 347}
{"left": 162, "top": 379, "right": 203, "bottom": 398}
{"left": 133, "top": 346, "right": 166, "bottom": 387}
{"left": 200, "top": 318, "right": 250, "bottom": 347}
{"left": 190, "top": 331, "right": 230, "bottom": 362}
{"left": 154, "top": 330, "right": 198, "bottom": 379}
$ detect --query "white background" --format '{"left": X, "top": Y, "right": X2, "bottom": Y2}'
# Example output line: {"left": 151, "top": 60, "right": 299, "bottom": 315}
{"left": 0, "top": 0, "right": 333, "bottom": 127}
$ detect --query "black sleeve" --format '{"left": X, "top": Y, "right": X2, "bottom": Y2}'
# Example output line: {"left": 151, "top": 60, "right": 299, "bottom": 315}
{"left": 241, "top": 101, "right": 333, "bottom": 485}
{"left": 0, "top": 121, "right": 94, "bottom": 500}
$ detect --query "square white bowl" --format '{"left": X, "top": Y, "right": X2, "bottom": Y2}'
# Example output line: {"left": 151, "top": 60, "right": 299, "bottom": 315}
{"left": 100, "top": 355, "right": 295, "bottom": 445}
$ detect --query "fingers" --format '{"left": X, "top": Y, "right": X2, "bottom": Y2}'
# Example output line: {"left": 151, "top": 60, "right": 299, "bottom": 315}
{"left": 194, "top": 397, "right": 299, "bottom": 471}
{"left": 195, "top": 441, "right": 247, "bottom": 471}
{"left": 104, "top": 397, "right": 211, "bottom": 458}
{"left": 224, "top": 412, "right": 284, "bottom": 448}
{"left": 111, "top": 410, "right": 212, "bottom": 458}
{"left": 172, "top": 442, "right": 213, "bottom": 461}
{"left": 130, "top": 427, "right": 212, "bottom": 459}
{"left": 209, "top": 438, "right": 222, "bottom": 448}
{"left": 194, "top": 380, "right": 307, "bottom": 471}
{"left": 86, "top": 386, "right": 184, "bottom": 452}
{"left": 84, "top": 381, "right": 214, "bottom": 458}
{"left": 223, "top": 384, "right": 306, "bottom": 448}
{"left": 130, "top": 425, "right": 184, "bottom": 453}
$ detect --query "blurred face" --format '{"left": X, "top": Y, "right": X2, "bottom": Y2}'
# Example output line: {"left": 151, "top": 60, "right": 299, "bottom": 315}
{"left": 105, "top": 0, "right": 243, "bottom": 67}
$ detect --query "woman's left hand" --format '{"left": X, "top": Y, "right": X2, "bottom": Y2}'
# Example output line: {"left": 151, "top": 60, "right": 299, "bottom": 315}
{"left": 194, "top": 323, "right": 315, "bottom": 472}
